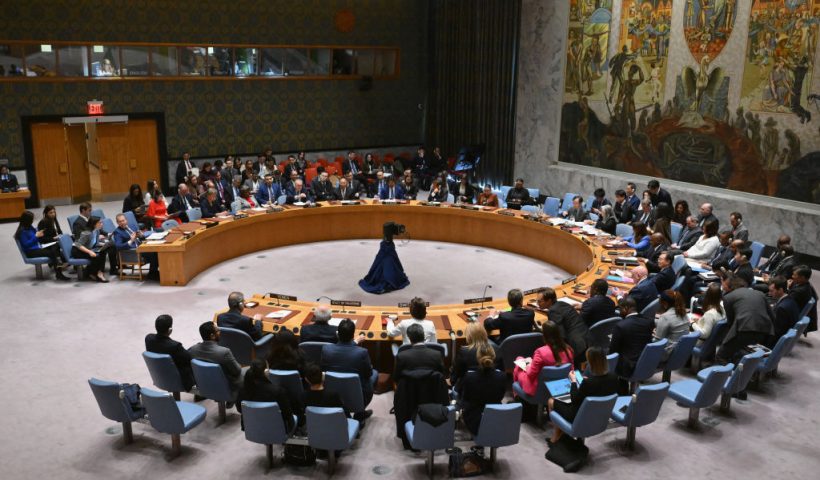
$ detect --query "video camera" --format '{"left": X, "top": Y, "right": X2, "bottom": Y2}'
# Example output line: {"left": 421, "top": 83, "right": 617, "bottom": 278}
{"left": 383, "top": 221, "right": 406, "bottom": 241}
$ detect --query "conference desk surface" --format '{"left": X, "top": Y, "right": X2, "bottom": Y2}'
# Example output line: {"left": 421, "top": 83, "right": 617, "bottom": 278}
{"left": 0, "top": 189, "right": 30, "bottom": 220}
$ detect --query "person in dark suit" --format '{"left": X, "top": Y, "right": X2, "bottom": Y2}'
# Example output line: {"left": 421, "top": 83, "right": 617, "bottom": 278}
{"left": 145, "top": 315, "right": 194, "bottom": 390}
{"left": 285, "top": 179, "right": 314, "bottom": 204}
{"left": 624, "top": 182, "right": 640, "bottom": 212}
{"left": 589, "top": 188, "right": 612, "bottom": 216}
{"left": 717, "top": 275, "right": 774, "bottom": 364}
{"left": 504, "top": 178, "right": 531, "bottom": 210}
{"left": 167, "top": 183, "right": 198, "bottom": 223}
{"left": 696, "top": 203, "right": 718, "bottom": 230}
{"left": 394, "top": 323, "right": 445, "bottom": 382}
{"left": 426, "top": 177, "right": 448, "bottom": 202}
{"left": 451, "top": 322, "right": 501, "bottom": 390}
{"left": 768, "top": 245, "right": 796, "bottom": 281}
{"left": 255, "top": 173, "right": 282, "bottom": 205}
{"left": 174, "top": 152, "right": 194, "bottom": 186}
{"left": 732, "top": 247, "right": 755, "bottom": 287}
{"left": 647, "top": 179, "right": 672, "bottom": 208}
{"left": 370, "top": 170, "right": 388, "bottom": 198}
{"left": 789, "top": 265, "right": 818, "bottom": 333}
{"left": 537, "top": 287, "right": 588, "bottom": 366}
{"left": 453, "top": 175, "right": 476, "bottom": 203}
{"left": 0, "top": 164, "right": 20, "bottom": 191}
{"left": 300, "top": 305, "right": 338, "bottom": 344}
{"left": 758, "top": 235, "right": 791, "bottom": 274}
{"left": 310, "top": 171, "right": 335, "bottom": 201}
{"left": 72, "top": 202, "right": 93, "bottom": 238}
{"left": 703, "top": 231, "right": 734, "bottom": 269}
{"left": 321, "top": 319, "right": 377, "bottom": 419}
{"left": 112, "top": 213, "right": 159, "bottom": 278}
{"left": 547, "top": 347, "right": 619, "bottom": 445}
{"left": 562, "top": 195, "right": 589, "bottom": 221}
{"left": 188, "top": 322, "right": 243, "bottom": 396}
{"left": 650, "top": 251, "right": 676, "bottom": 292}
{"left": 212, "top": 171, "right": 232, "bottom": 207}
{"left": 199, "top": 188, "right": 225, "bottom": 218}
{"left": 768, "top": 276, "right": 801, "bottom": 344}
{"left": 342, "top": 151, "right": 362, "bottom": 176}
{"left": 627, "top": 274, "right": 659, "bottom": 313}
{"left": 579, "top": 279, "right": 617, "bottom": 327}
{"left": 332, "top": 177, "right": 355, "bottom": 200}
{"left": 379, "top": 177, "right": 405, "bottom": 200}
{"left": 484, "top": 289, "right": 536, "bottom": 342}
{"left": 37, "top": 204, "right": 64, "bottom": 243}
{"left": 216, "top": 292, "right": 263, "bottom": 340}
{"left": 609, "top": 297, "right": 655, "bottom": 377}
{"left": 458, "top": 343, "right": 506, "bottom": 435}
{"left": 729, "top": 212, "right": 749, "bottom": 243}
{"left": 237, "top": 359, "right": 295, "bottom": 431}
{"left": 642, "top": 233, "right": 670, "bottom": 272}
{"left": 613, "top": 189, "right": 635, "bottom": 224}
{"left": 303, "top": 363, "right": 348, "bottom": 416}
{"left": 283, "top": 155, "right": 303, "bottom": 180}
{"left": 675, "top": 216, "right": 702, "bottom": 251}
{"left": 594, "top": 205, "right": 618, "bottom": 235}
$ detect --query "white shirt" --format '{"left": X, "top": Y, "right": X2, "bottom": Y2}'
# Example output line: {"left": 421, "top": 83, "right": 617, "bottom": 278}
{"left": 686, "top": 234, "right": 720, "bottom": 261}
{"left": 386, "top": 318, "right": 437, "bottom": 345}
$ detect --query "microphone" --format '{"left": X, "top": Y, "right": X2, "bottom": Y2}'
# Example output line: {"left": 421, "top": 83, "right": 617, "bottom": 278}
{"left": 266, "top": 292, "right": 281, "bottom": 306}
{"left": 449, "top": 330, "right": 456, "bottom": 341}
{"left": 481, "top": 285, "right": 493, "bottom": 309}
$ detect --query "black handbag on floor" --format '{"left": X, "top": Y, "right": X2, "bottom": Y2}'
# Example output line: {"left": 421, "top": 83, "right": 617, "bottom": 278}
{"left": 448, "top": 447, "right": 490, "bottom": 477}
{"left": 544, "top": 436, "right": 589, "bottom": 473}
{"left": 283, "top": 444, "right": 316, "bottom": 466}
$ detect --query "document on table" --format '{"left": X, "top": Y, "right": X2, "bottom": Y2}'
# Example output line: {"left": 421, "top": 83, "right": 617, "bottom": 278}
{"left": 146, "top": 231, "right": 169, "bottom": 241}
{"left": 329, "top": 317, "right": 356, "bottom": 327}
{"left": 265, "top": 310, "right": 292, "bottom": 319}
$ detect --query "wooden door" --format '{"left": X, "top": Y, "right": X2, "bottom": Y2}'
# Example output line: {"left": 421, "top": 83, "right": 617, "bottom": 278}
{"left": 65, "top": 125, "right": 91, "bottom": 201}
{"left": 30, "top": 122, "right": 71, "bottom": 203}
{"left": 126, "top": 119, "right": 160, "bottom": 189}
{"left": 96, "top": 123, "right": 131, "bottom": 197}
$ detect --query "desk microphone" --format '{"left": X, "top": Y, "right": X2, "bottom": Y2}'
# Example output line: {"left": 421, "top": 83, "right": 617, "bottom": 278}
{"left": 480, "top": 285, "right": 493, "bottom": 309}
{"left": 316, "top": 295, "right": 333, "bottom": 303}
{"left": 449, "top": 330, "right": 456, "bottom": 341}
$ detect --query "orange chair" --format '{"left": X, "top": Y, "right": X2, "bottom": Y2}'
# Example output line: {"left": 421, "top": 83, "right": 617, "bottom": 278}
{"left": 305, "top": 167, "right": 318, "bottom": 184}
{"left": 325, "top": 164, "right": 338, "bottom": 176}
{"left": 332, "top": 161, "right": 343, "bottom": 175}
{"left": 317, "top": 158, "right": 329, "bottom": 168}
{"left": 334, "top": 156, "right": 345, "bottom": 164}
{"left": 277, "top": 164, "right": 285, "bottom": 174}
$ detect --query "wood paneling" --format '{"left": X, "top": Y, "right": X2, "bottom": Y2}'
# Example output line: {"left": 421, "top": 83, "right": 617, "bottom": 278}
{"left": 126, "top": 119, "right": 160, "bottom": 189}
{"left": 96, "top": 123, "right": 131, "bottom": 195}
{"left": 30, "top": 122, "right": 71, "bottom": 201}
{"left": 65, "top": 125, "right": 90, "bottom": 201}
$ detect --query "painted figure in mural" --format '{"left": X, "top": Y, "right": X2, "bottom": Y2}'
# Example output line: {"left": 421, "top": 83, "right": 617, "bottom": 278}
{"left": 762, "top": 117, "right": 780, "bottom": 169}
{"left": 608, "top": 46, "right": 633, "bottom": 104}
{"left": 784, "top": 129, "right": 801, "bottom": 166}
{"left": 684, "top": 0, "right": 739, "bottom": 63}
{"left": 620, "top": 64, "right": 644, "bottom": 133}
{"left": 581, "top": 41, "right": 595, "bottom": 95}
{"left": 687, "top": 0, "right": 696, "bottom": 28}
{"left": 649, "top": 61, "right": 662, "bottom": 104}
{"left": 567, "top": 31, "right": 582, "bottom": 94}
{"left": 762, "top": 59, "right": 792, "bottom": 109}
{"left": 790, "top": 55, "right": 812, "bottom": 123}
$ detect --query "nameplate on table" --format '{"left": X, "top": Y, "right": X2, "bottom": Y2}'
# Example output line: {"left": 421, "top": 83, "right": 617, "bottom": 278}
{"left": 581, "top": 236, "right": 591, "bottom": 245}
{"left": 398, "top": 301, "right": 430, "bottom": 308}
{"left": 267, "top": 292, "right": 297, "bottom": 302}
{"left": 331, "top": 300, "right": 362, "bottom": 307}
{"left": 463, "top": 296, "right": 492, "bottom": 305}
{"left": 587, "top": 261, "right": 594, "bottom": 271}
{"left": 523, "top": 287, "right": 546, "bottom": 296}
{"left": 561, "top": 275, "right": 578, "bottom": 285}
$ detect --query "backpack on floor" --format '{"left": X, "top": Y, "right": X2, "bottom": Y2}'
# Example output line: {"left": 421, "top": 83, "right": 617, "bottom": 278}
{"left": 283, "top": 444, "right": 316, "bottom": 466}
{"left": 448, "top": 447, "right": 490, "bottom": 477}
{"left": 544, "top": 436, "right": 589, "bottom": 473}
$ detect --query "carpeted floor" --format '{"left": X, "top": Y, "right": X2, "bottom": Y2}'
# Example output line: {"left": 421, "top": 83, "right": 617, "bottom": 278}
{"left": 2, "top": 201, "right": 819, "bottom": 479}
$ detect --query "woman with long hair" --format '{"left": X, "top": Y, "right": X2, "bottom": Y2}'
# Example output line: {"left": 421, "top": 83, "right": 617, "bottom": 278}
{"left": 146, "top": 190, "right": 177, "bottom": 230}
{"left": 513, "top": 321, "right": 574, "bottom": 397}
{"left": 459, "top": 341, "right": 506, "bottom": 435}
{"left": 622, "top": 221, "right": 651, "bottom": 256}
{"left": 122, "top": 183, "right": 147, "bottom": 224}
{"left": 683, "top": 219, "right": 720, "bottom": 261}
{"left": 266, "top": 329, "right": 306, "bottom": 374}
{"left": 654, "top": 289, "right": 690, "bottom": 359}
{"left": 595, "top": 204, "right": 617, "bottom": 235}
{"left": 15, "top": 210, "right": 69, "bottom": 280}
{"left": 652, "top": 202, "right": 673, "bottom": 244}
{"left": 144, "top": 180, "right": 159, "bottom": 205}
{"left": 36, "top": 204, "right": 63, "bottom": 242}
{"left": 691, "top": 283, "right": 724, "bottom": 345}
{"left": 451, "top": 322, "right": 501, "bottom": 390}
{"left": 427, "top": 177, "right": 447, "bottom": 202}
{"left": 672, "top": 200, "right": 690, "bottom": 225}
{"left": 71, "top": 215, "right": 109, "bottom": 282}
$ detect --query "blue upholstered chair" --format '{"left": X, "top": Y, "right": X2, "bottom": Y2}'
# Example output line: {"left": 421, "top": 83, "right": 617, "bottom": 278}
{"left": 668, "top": 363, "right": 734, "bottom": 429}
{"left": 587, "top": 316, "right": 621, "bottom": 351}
{"left": 527, "top": 187, "right": 540, "bottom": 201}
{"left": 691, "top": 320, "right": 729, "bottom": 371}
{"left": 749, "top": 241, "right": 765, "bottom": 268}
{"left": 615, "top": 223, "right": 633, "bottom": 238}
{"left": 610, "top": 382, "right": 669, "bottom": 449}
{"left": 122, "top": 210, "right": 140, "bottom": 231}
{"left": 627, "top": 338, "right": 667, "bottom": 392}
{"left": 756, "top": 329, "right": 797, "bottom": 382}
{"left": 521, "top": 205, "right": 540, "bottom": 215}
{"left": 543, "top": 197, "right": 561, "bottom": 217}
{"left": 299, "top": 341, "right": 331, "bottom": 365}
{"left": 15, "top": 238, "right": 50, "bottom": 280}
{"left": 101, "top": 218, "right": 116, "bottom": 234}
{"left": 90, "top": 208, "right": 106, "bottom": 219}
{"left": 142, "top": 351, "right": 185, "bottom": 400}
{"left": 58, "top": 234, "right": 90, "bottom": 280}
{"left": 473, "top": 403, "right": 523, "bottom": 467}
{"left": 498, "top": 333, "right": 544, "bottom": 371}
{"left": 66, "top": 214, "right": 80, "bottom": 233}
{"left": 446, "top": 193, "right": 455, "bottom": 203}
{"left": 140, "top": 387, "right": 207, "bottom": 457}
{"left": 671, "top": 254, "right": 687, "bottom": 274}
{"left": 561, "top": 192, "right": 579, "bottom": 210}
{"left": 325, "top": 371, "right": 365, "bottom": 418}
{"left": 640, "top": 299, "right": 661, "bottom": 318}
{"left": 186, "top": 207, "right": 202, "bottom": 221}
{"left": 588, "top": 212, "right": 599, "bottom": 221}
{"left": 306, "top": 406, "right": 360, "bottom": 474}
{"left": 394, "top": 342, "right": 448, "bottom": 358}
{"left": 786, "top": 317, "right": 810, "bottom": 356}
{"left": 161, "top": 219, "right": 179, "bottom": 231}
{"left": 218, "top": 326, "right": 274, "bottom": 365}
{"left": 512, "top": 364, "right": 571, "bottom": 426}
{"left": 798, "top": 299, "right": 815, "bottom": 326}
{"left": 493, "top": 189, "right": 506, "bottom": 208}
{"left": 670, "top": 222, "right": 683, "bottom": 244}
{"left": 267, "top": 369, "right": 305, "bottom": 414}
{"left": 88, "top": 378, "right": 145, "bottom": 444}
{"left": 549, "top": 394, "right": 618, "bottom": 441}
{"left": 276, "top": 194, "right": 287, "bottom": 206}
{"left": 191, "top": 359, "right": 235, "bottom": 424}
{"left": 661, "top": 331, "right": 700, "bottom": 382}
{"left": 698, "top": 348, "right": 765, "bottom": 412}
{"left": 242, "top": 401, "right": 297, "bottom": 468}
{"left": 404, "top": 406, "right": 456, "bottom": 477}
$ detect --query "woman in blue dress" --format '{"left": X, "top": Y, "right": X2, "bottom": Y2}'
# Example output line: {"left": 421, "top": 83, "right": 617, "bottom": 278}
{"left": 358, "top": 222, "right": 410, "bottom": 294}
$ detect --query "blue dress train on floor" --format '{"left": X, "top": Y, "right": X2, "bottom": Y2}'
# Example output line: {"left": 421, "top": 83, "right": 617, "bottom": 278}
{"left": 358, "top": 240, "right": 410, "bottom": 294}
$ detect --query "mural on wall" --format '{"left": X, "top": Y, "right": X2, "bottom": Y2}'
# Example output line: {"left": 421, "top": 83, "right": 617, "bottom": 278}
{"left": 559, "top": 0, "right": 820, "bottom": 205}
{"left": 683, "top": 0, "right": 740, "bottom": 62}
{"left": 565, "top": 1, "right": 613, "bottom": 100}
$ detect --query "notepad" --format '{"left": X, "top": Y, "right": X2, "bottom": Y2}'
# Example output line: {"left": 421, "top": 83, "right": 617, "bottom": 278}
{"left": 558, "top": 297, "right": 582, "bottom": 307}
{"left": 265, "top": 310, "right": 292, "bottom": 319}
{"left": 514, "top": 357, "right": 531, "bottom": 370}
{"left": 146, "top": 231, "right": 169, "bottom": 240}
{"left": 329, "top": 317, "right": 356, "bottom": 327}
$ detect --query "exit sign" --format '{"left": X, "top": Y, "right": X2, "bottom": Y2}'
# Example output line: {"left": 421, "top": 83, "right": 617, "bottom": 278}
{"left": 87, "top": 100, "right": 104, "bottom": 115}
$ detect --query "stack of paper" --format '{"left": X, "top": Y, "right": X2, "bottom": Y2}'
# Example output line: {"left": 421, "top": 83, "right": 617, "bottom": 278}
{"left": 265, "top": 310, "right": 292, "bottom": 319}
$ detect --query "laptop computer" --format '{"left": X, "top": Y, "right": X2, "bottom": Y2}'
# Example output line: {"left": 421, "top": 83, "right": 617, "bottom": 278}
{"left": 545, "top": 371, "right": 583, "bottom": 403}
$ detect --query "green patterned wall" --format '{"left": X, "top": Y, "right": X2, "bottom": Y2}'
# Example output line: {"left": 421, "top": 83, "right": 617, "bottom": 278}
{"left": 0, "top": 0, "right": 428, "bottom": 166}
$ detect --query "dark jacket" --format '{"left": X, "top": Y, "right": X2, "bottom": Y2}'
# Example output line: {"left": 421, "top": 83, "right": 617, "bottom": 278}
{"left": 484, "top": 307, "right": 536, "bottom": 342}
{"left": 563, "top": 372, "right": 620, "bottom": 421}
{"left": 652, "top": 266, "right": 676, "bottom": 292}
{"left": 548, "top": 301, "right": 589, "bottom": 359}
{"left": 167, "top": 193, "right": 198, "bottom": 223}
{"left": 628, "top": 278, "right": 659, "bottom": 313}
{"left": 394, "top": 344, "right": 445, "bottom": 382}
{"left": 722, "top": 288, "right": 775, "bottom": 345}
{"left": 393, "top": 369, "right": 449, "bottom": 448}
{"left": 610, "top": 314, "right": 655, "bottom": 377}
{"left": 459, "top": 368, "right": 506, "bottom": 435}
{"left": 299, "top": 322, "right": 338, "bottom": 344}
{"left": 217, "top": 308, "right": 263, "bottom": 340}
{"left": 788, "top": 282, "right": 817, "bottom": 332}
{"left": 237, "top": 377, "right": 295, "bottom": 432}
{"left": 450, "top": 344, "right": 501, "bottom": 389}
{"left": 614, "top": 200, "right": 635, "bottom": 224}
{"left": 678, "top": 226, "right": 701, "bottom": 251}
{"left": 580, "top": 295, "right": 617, "bottom": 328}
{"left": 771, "top": 295, "right": 801, "bottom": 342}
{"left": 321, "top": 341, "right": 375, "bottom": 401}
{"left": 733, "top": 262, "right": 755, "bottom": 287}
{"left": 304, "top": 389, "right": 348, "bottom": 417}
{"left": 145, "top": 333, "right": 195, "bottom": 391}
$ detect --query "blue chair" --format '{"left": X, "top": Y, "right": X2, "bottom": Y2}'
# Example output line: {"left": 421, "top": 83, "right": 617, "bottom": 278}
{"left": 405, "top": 406, "right": 455, "bottom": 477}
{"left": 627, "top": 338, "right": 667, "bottom": 392}
{"left": 218, "top": 326, "right": 274, "bottom": 365}
{"left": 88, "top": 378, "right": 145, "bottom": 444}
{"left": 667, "top": 363, "right": 734, "bottom": 429}
{"left": 587, "top": 316, "right": 621, "bottom": 351}
{"left": 90, "top": 208, "right": 106, "bottom": 219}
{"left": 786, "top": 317, "right": 810, "bottom": 355}
{"left": 561, "top": 192, "right": 578, "bottom": 210}
{"left": 749, "top": 241, "right": 765, "bottom": 268}
{"left": 186, "top": 207, "right": 202, "bottom": 221}
{"left": 231, "top": 200, "right": 242, "bottom": 214}
{"left": 142, "top": 351, "right": 185, "bottom": 400}
{"left": 267, "top": 370, "right": 305, "bottom": 414}
{"left": 325, "top": 371, "right": 365, "bottom": 418}
{"left": 66, "top": 214, "right": 80, "bottom": 233}
{"left": 499, "top": 333, "right": 544, "bottom": 371}
{"left": 500, "top": 185, "right": 513, "bottom": 201}
{"left": 446, "top": 193, "right": 455, "bottom": 203}
{"left": 584, "top": 353, "right": 620, "bottom": 376}
{"left": 615, "top": 223, "right": 633, "bottom": 238}
{"left": 585, "top": 194, "right": 596, "bottom": 211}
{"left": 661, "top": 331, "right": 700, "bottom": 382}
{"left": 15, "top": 238, "right": 50, "bottom": 280}
{"left": 588, "top": 212, "right": 599, "bottom": 221}
{"left": 493, "top": 189, "right": 506, "bottom": 208}
{"left": 691, "top": 320, "right": 729, "bottom": 371}
{"left": 161, "top": 219, "right": 179, "bottom": 231}
{"left": 123, "top": 210, "right": 140, "bottom": 231}
{"left": 58, "top": 234, "right": 90, "bottom": 280}
{"left": 242, "top": 401, "right": 297, "bottom": 468}
{"left": 300, "top": 341, "right": 331, "bottom": 365}
{"left": 521, "top": 205, "right": 540, "bottom": 215}
{"left": 670, "top": 222, "right": 683, "bottom": 244}
{"left": 798, "top": 298, "right": 816, "bottom": 326}
{"left": 512, "top": 364, "right": 571, "bottom": 426}
{"left": 543, "top": 197, "right": 560, "bottom": 217}
{"left": 756, "top": 329, "right": 797, "bottom": 383}
{"left": 191, "top": 359, "right": 235, "bottom": 424}
{"left": 306, "top": 406, "right": 360, "bottom": 474}
{"left": 101, "top": 218, "right": 116, "bottom": 234}
{"left": 698, "top": 349, "right": 765, "bottom": 412}
{"left": 276, "top": 194, "right": 287, "bottom": 205}
{"left": 474, "top": 403, "right": 522, "bottom": 467}
{"left": 640, "top": 299, "right": 661, "bottom": 318}
{"left": 550, "top": 394, "right": 618, "bottom": 442}
{"left": 610, "top": 382, "right": 669, "bottom": 449}
{"left": 671, "top": 254, "right": 687, "bottom": 275}
{"left": 527, "top": 187, "right": 540, "bottom": 200}
{"left": 140, "top": 387, "right": 207, "bottom": 457}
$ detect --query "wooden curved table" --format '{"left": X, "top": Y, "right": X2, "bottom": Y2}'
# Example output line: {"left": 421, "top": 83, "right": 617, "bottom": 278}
{"left": 142, "top": 200, "right": 637, "bottom": 344}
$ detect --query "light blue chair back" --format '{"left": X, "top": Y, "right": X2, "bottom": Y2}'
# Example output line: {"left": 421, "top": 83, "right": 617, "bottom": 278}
{"left": 276, "top": 194, "right": 287, "bottom": 205}
{"left": 562, "top": 193, "right": 578, "bottom": 210}
{"left": 799, "top": 298, "right": 816, "bottom": 321}
{"left": 474, "top": 403, "right": 522, "bottom": 449}
{"left": 446, "top": 193, "right": 455, "bottom": 203}
{"left": 615, "top": 223, "right": 633, "bottom": 238}
{"left": 641, "top": 299, "right": 661, "bottom": 318}
{"left": 191, "top": 359, "right": 233, "bottom": 402}
{"left": 242, "top": 401, "right": 290, "bottom": 445}
{"left": 521, "top": 205, "right": 540, "bottom": 215}
{"left": 325, "top": 371, "right": 365, "bottom": 414}
{"left": 671, "top": 275, "right": 686, "bottom": 291}
{"left": 15, "top": 238, "right": 49, "bottom": 265}
{"left": 693, "top": 363, "right": 734, "bottom": 407}
{"left": 300, "top": 341, "right": 330, "bottom": 365}
{"left": 306, "top": 406, "right": 359, "bottom": 451}
{"left": 564, "top": 394, "right": 618, "bottom": 438}
{"left": 618, "top": 382, "right": 669, "bottom": 428}
{"left": 405, "top": 406, "right": 456, "bottom": 451}
{"left": 218, "top": 326, "right": 255, "bottom": 365}
{"left": 161, "top": 219, "right": 178, "bottom": 231}
{"left": 88, "top": 377, "right": 144, "bottom": 423}
{"left": 535, "top": 364, "right": 572, "bottom": 403}
{"left": 66, "top": 214, "right": 80, "bottom": 233}
{"left": 90, "top": 208, "right": 106, "bottom": 219}
{"left": 543, "top": 197, "right": 560, "bottom": 216}
{"left": 123, "top": 211, "right": 139, "bottom": 231}
{"left": 267, "top": 369, "right": 304, "bottom": 408}
{"left": 790, "top": 317, "right": 810, "bottom": 348}
{"left": 101, "top": 218, "right": 116, "bottom": 234}
{"left": 670, "top": 222, "right": 683, "bottom": 243}
{"left": 758, "top": 329, "right": 796, "bottom": 375}
{"left": 629, "top": 338, "right": 668, "bottom": 383}
{"left": 500, "top": 186, "right": 513, "bottom": 201}
{"left": 585, "top": 195, "right": 596, "bottom": 210}
{"left": 499, "top": 333, "right": 544, "bottom": 371}
{"left": 749, "top": 241, "right": 765, "bottom": 268}
{"left": 587, "top": 316, "right": 621, "bottom": 350}
{"left": 186, "top": 207, "right": 202, "bottom": 221}
{"left": 527, "top": 187, "right": 540, "bottom": 200}
{"left": 58, "top": 234, "right": 90, "bottom": 267}
{"left": 492, "top": 189, "right": 506, "bottom": 208}
{"left": 672, "top": 254, "right": 687, "bottom": 274}
{"left": 664, "top": 331, "right": 700, "bottom": 374}
{"left": 140, "top": 388, "right": 187, "bottom": 434}
{"left": 692, "top": 320, "right": 729, "bottom": 368}
{"left": 589, "top": 212, "right": 600, "bottom": 221}
{"left": 725, "top": 349, "right": 765, "bottom": 395}
{"left": 231, "top": 200, "right": 242, "bottom": 214}
{"left": 142, "top": 351, "right": 185, "bottom": 394}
